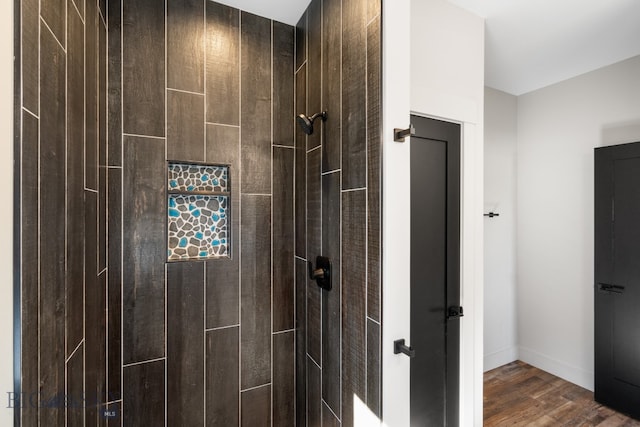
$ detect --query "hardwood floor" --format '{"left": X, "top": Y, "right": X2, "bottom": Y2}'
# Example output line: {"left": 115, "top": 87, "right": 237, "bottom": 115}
{"left": 484, "top": 361, "right": 640, "bottom": 426}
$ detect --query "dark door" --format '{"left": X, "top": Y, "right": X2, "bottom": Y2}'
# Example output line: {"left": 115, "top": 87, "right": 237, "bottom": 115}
{"left": 595, "top": 142, "right": 640, "bottom": 419}
{"left": 410, "top": 115, "right": 461, "bottom": 426}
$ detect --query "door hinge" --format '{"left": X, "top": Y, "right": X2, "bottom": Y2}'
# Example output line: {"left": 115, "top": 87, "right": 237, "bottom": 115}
{"left": 394, "top": 125, "right": 415, "bottom": 142}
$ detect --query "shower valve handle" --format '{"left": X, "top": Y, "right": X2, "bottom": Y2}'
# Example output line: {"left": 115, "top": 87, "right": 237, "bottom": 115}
{"left": 308, "top": 256, "right": 332, "bottom": 291}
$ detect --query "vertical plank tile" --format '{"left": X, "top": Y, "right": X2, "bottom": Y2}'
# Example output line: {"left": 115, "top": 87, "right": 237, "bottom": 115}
{"left": 273, "top": 22, "right": 295, "bottom": 147}
{"left": 206, "top": 2, "right": 239, "bottom": 126}
{"left": 205, "top": 124, "right": 240, "bottom": 328}
{"left": 107, "top": 168, "right": 122, "bottom": 400}
{"left": 108, "top": 0, "right": 122, "bottom": 166}
{"left": 123, "top": 360, "right": 165, "bottom": 427}
{"left": 84, "top": 190, "right": 98, "bottom": 421}
{"left": 273, "top": 147, "right": 295, "bottom": 332}
{"left": 241, "top": 12, "right": 272, "bottom": 194}
{"left": 366, "top": 319, "right": 381, "bottom": 417}
{"left": 99, "top": 20, "right": 107, "bottom": 167}
{"left": 241, "top": 385, "right": 271, "bottom": 427}
{"left": 67, "top": 1, "right": 86, "bottom": 355}
{"left": 86, "top": 0, "right": 98, "bottom": 190}
{"left": 167, "top": 0, "right": 205, "bottom": 92}
{"left": 366, "top": 17, "right": 382, "bottom": 322}
{"left": 99, "top": 166, "right": 107, "bottom": 272}
{"left": 21, "top": 111, "right": 39, "bottom": 427}
{"left": 295, "top": 258, "right": 308, "bottom": 427}
{"left": 322, "top": 0, "right": 341, "bottom": 173}
{"left": 273, "top": 331, "right": 295, "bottom": 426}
{"left": 123, "top": 0, "right": 165, "bottom": 137}
{"left": 307, "top": 147, "right": 321, "bottom": 262}
{"left": 167, "top": 262, "right": 205, "bottom": 427}
{"left": 341, "top": 190, "right": 367, "bottom": 427}
{"left": 322, "top": 403, "right": 341, "bottom": 427}
{"left": 21, "top": 0, "right": 39, "bottom": 114}
{"left": 295, "top": 65, "right": 307, "bottom": 258}
{"left": 39, "top": 25, "right": 66, "bottom": 427}
{"left": 295, "top": 11, "right": 307, "bottom": 71}
{"left": 240, "top": 195, "right": 272, "bottom": 389}
{"left": 87, "top": 272, "right": 108, "bottom": 424}
{"left": 66, "top": 343, "right": 85, "bottom": 425}
{"left": 307, "top": 281, "right": 322, "bottom": 368}
{"left": 341, "top": 0, "right": 367, "bottom": 190}
{"left": 41, "top": 0, "right": 66, "bottom": 49}
{"left": 307, "top": 0, "right": 322, "bottom": 150}
{"left": 308, "top": 357, "right": 322, "bottom": 427}
{"left": 167, "top": 90, "right": 205, "bottom": 162}
{"left": 307, "top": 147, "right": 322, "bottom": 365}
{"left": 206, "top": 327, "right": 239, "bottom": 425}
{"left": 322, "top": 171, "right": 341, "bottom": 416}
{"left": 122, "top": 136, "right": 166, "bottom": 364}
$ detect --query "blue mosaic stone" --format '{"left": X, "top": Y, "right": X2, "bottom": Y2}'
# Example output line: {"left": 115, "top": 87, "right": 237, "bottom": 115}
{"left": 179, "top": 237, "right": 188, "bottom": 248}
{"left": 196, "top": 232, "right": 204, "bottom": 239}
{"left": 169, "top": 208, "right": 180, "bottom": 218}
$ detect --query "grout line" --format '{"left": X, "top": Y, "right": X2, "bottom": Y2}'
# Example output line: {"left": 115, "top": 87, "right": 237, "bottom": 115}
{"left": 205, "top": 121, "right": 240, "bottom": 128}
{"left": 65, "top": 338, "right": 84, "bottom": 365}
{"left": 205, "top": 324, "right": 240, "bottom": 332}
{"left": 365, "top": 0, "right": 370, "bottom": 407}
{"left": 322, "top": 168, "right": 340, "bottom": 176}
{"left": 40, "top": 16, "right": 66, "bottom": 53}
{"left": 366, "top": 13, "right": 381, "bottom": 28}
{"left": 240, "top": 382, "right": 271, "bottom": 394}
{"left": 122, "top": 356, "right": 167, "bottom": 369}
{"left": 120, "top": 0, "right": 125, "bottom": 420}
{"left": 98, "top": 267, "right": 107, "bottom": 276}
{"left": 272, "top": 144, "right": 294, "bottom": 149}
{"left": 322, "top": 399, "right": 341, "bottom": 423}
{"left": 22, "top": 106, "right": 39, "bottom": 120}
{"left": 238, "top": 9, "right": 243, "bottom": 425}
{"left": 70, "top": 0, "right": 85, "bottom": 25}
{"left": 85, "top": 188, "right": 99, "bottom": 194}
{"left": 339, "top": 0, "right": 344, "bottom": 417}
{"left": 295, "top": 255, "right": 308, "bottom": 262}
{"left": 367, "top": 316, "right": 381, "bottom": 326}
{"left": 270, "top": 21, "right": 274, "bottom": 426}
{"left": 64, "top": 1, "right": 69, "bottom": 424}
{"left": 105, "top": 399, "right": 123, "bottom": 406}
{"left": 107, "top": 165, "right": 122, "bottom": 169}
{"left": 99, "top": 6, "right": 106, "bottom": 28}
{"left": 164, "top": 1, "right": 168, "bottom": 425}
{"left": 272, "top": 328, "right": 295, "bottom": 336}
{"left": 341, "top": 187, "right": 366, "bottom": 193}
{"left": 307, "top": 353, "right": 321, "bottom": 370}
{"left": 295, "top": 60, "right": 307, "bottom": 75}
{"left": 307, "top": 144, "right": 321, "bottom": 154}
{"left": 167, "top": 87, "right": 205, "bottom": 97}
{"left": 122, "top": 132, "right": 165, "bottom": 141}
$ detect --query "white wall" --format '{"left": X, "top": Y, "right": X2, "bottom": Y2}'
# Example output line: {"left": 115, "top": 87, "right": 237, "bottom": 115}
{"left": 0, "top": 0, "right": 14, "bottom": 424}
{"left": 383, "top": 0, "right": 485, "bottom": 424}
{"left": 516, "top": 55, "right": 640, "bottom": 390}
{"left": 483, "top": 88, "right": 518, "bottom": 371}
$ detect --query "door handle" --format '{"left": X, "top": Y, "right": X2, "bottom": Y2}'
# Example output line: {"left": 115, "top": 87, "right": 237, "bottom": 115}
{"left": 598, "top": 283, "right": 625, "bottom": 294}
{"left": 394, "top": 339, "right": 415, "bottom": 358}
{"left": 448, "top": 306, "right": 464, "bottom": 319}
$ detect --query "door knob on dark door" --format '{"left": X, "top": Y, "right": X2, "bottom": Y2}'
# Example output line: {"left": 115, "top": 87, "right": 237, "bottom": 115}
{"left": 394, "top": 339, "right": 415, "bottom": 358}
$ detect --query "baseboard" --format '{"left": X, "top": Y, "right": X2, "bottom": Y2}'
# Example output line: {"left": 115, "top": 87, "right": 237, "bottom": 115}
{"left": 518, "top": 346, "right": 594, "bottom": 391}
{"left": 484, "top": 346, "right": 518, "bottom": 372}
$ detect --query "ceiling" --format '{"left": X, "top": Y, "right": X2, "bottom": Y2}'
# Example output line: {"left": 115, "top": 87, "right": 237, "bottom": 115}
{"left": 218, "top": 0, "right": 640, "bottom": 96}
{"left": 213, "top": 0, "right": 311, "bottom": 27}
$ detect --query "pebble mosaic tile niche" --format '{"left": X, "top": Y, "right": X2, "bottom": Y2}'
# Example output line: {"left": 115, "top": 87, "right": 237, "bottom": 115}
{"left": 167, "top": 163, "right": 230, "bottom": 261}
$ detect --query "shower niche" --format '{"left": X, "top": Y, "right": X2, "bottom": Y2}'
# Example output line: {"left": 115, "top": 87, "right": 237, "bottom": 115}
{"left": 167, "top": 162, "right": 231, "bottom": 261}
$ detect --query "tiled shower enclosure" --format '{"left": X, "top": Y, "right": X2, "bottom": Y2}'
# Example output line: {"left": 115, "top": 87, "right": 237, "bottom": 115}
{"left": 14, "top": 0, "right": 382, "bottom": 425}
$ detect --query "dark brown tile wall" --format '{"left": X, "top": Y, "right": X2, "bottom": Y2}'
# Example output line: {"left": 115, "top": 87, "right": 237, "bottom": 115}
{"left": 17, "top": 0, "right": 108, "bottom": 425}
{"left": 18, "top": 0, "right": 379, "bottom": 426}
{"left": 295, "top": 1, "right": 383, "bottom": 425}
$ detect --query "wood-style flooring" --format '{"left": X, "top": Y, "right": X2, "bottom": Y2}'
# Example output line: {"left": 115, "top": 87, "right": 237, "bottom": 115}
{"left": 484, "top": 361, "right": 640, "bottom": 426}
